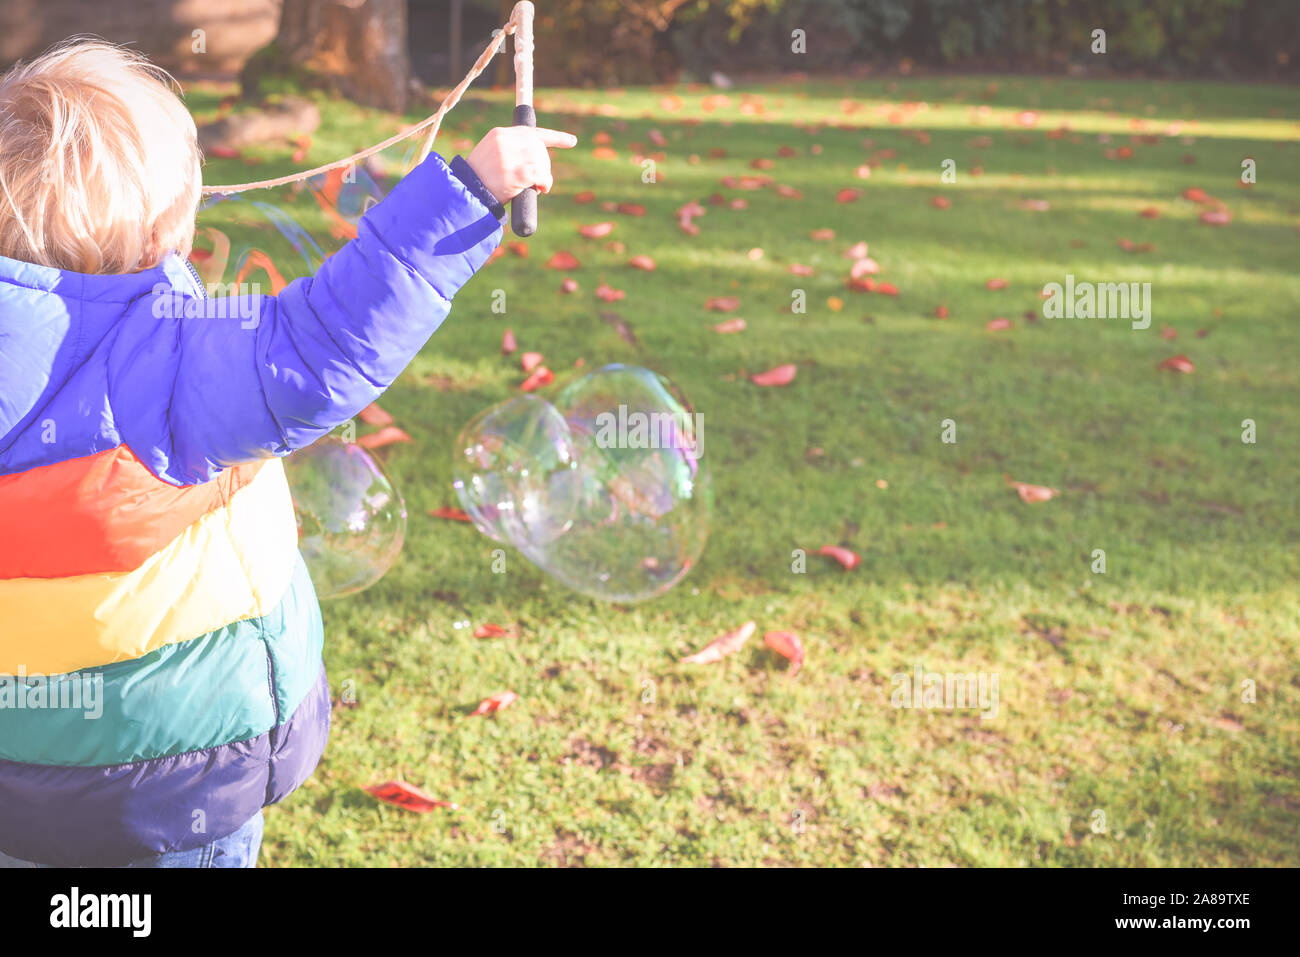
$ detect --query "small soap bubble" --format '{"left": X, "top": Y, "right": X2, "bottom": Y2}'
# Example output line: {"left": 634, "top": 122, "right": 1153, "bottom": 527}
{"left": 284, "top": 436, "right": 407, "bottom": 599}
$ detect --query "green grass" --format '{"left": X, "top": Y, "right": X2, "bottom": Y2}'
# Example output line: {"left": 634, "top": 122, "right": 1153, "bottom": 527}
{"left": 191, "top": 73, "right": 1300, "bottom": 866}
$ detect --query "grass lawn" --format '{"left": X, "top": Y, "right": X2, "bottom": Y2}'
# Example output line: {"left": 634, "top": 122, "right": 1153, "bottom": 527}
{"left": 191, "top": 72, "right": 1300, "bottom": 866}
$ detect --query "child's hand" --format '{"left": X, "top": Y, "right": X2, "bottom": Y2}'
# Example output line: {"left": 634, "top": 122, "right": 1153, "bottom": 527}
{"left": 465, "top": 126, "right": 578, "bottom": 204}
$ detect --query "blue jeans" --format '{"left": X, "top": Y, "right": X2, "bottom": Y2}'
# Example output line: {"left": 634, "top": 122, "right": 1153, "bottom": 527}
{"left": 0, "top": 811, "right": 264, "bottom": 868}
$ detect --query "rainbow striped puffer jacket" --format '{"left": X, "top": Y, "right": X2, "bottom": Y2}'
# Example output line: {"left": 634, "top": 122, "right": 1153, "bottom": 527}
{"left": 0, "top": 153, "right": 502, "bottom": 865}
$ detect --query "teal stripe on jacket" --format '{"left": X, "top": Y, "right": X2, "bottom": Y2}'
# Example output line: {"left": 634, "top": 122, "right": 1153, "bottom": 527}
{"left": 0, "top": 555, "right": 323, "bottom": 767}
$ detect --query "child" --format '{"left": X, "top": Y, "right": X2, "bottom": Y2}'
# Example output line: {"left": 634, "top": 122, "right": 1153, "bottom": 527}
{"left": 0, "top": 40, "right": 575, "bottom": 867}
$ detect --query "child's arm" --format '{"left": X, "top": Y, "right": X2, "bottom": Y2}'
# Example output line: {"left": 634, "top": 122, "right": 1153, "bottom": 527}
{"left": 113, "top": 128, "right": 574, "bottom": 485}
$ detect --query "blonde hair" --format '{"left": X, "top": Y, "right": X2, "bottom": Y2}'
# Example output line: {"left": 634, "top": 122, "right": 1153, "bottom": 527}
{"left": 0, "top": 39, "right": 201, "bottom": 274}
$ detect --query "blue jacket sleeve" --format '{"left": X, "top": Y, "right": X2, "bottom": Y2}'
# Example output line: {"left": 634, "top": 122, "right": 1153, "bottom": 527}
{"left": 112, "top": 152, "right": 502, "bottom": 485}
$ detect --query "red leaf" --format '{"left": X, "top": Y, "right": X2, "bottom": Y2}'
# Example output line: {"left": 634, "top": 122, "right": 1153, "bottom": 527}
{"left": 931, "top": 196, "right": 951, "bottom": 209}
{"left": 836, "top": 188, "right": 861, "bottom": 204}
{"left": 358, "top": 403, "right": 394, "bottom": 427}
{"left": 1005, "top": 477, "right": 1058, "bottom": 503}
{"left": 596, "top": 283, "right": 625, "bottom": 302}
{"left": 501, "top": 328, "right": 517, "bottom": 355}
{"left": 559, "top": 277, "right": 579, "bottom": 294}
{"left": 775, "top": 185, "right": 803, "bottom": 199}
{"left": 764, "top": 631, "right": 805, "bottom": 676}
{"left": 1139, "top": 207, "right": 1160, "bottom": 218}
{"left": 521, "top": 366, "right": 555, "bottom": 391}
{"left": 429, "top": 506, "right": 471, "bottom": 522}
{"left": 628, "top": 254, "right": 656, "bottom": 271}
{"left": 843, "top": 241, "right": 869, "bottom": 259}
{"left": 987, "top": 317, "right": 1012, "bottom": 330}
{"left": 681, "top": 621, "right": 756, "bottom": 665}
{"left": 1182, "top": 187, "right": 1211, "bottom": 203}
{"left": 618, "top": 203, "right": 647, "bottom": 216}
{"left": 573, "top": 190, "right": 596, "bottom": 204}
{"left": 1158, "top": 354, "right": 1195, "bottom": 373}
{"left": 579, "top": 221, "right": 615, "bottom": 238}
{"left": 705, "top": 296, "right": 740, "bottom": 312}
{"left": 365, "top": 780, "right": 457, "bottom": 813}
{"left": 469, "top": 691, "right": 518, "bottom": 717}
{"left": 545, "top": 251, "right": 581, "bottom": 270}
{"left": 986, "top": 278, "right": 1008, "bottom": 290}
{"left": 849, "top": 258, "right": 879, "bottom": 279}
{"left": 789, "top": 264, "right": 815, "bottom": 277}
{"left": 678, "top": 219, "right": 700, "bottom": 236}
{"left": 751, "top": 364, "right": 797, "bottom": 387}
{"left": 1199, "top": 209, "right": 1231, "bottom": 226}
{"left": 473, "top": 623, "right": 515, "bottom": 639}
{"left": 935, "top": 305, "right": 949, "bottom": 319}
{"left": 876, "top": 282, "right": 899, "bottom": 296}
{"left": 818, "top": 545, "right": 861, "bottom": 570}
{"left": 356, "top": 426, "right": 412, "bottom": 450}
{"left": 208, "top": 145, "right": 241, "bottom": 159}
{"left": 713, "top": 317, "right": 747, "bottom": 334}
{"left": 1160, "top": 325, "right": 1178, "bottom": 340}
{"left": 521, "top": 351, "right": 544, "bottom": 372}
{"left": 507, "top": 241, "right": 529, "bottom": 258}
{"left": 810, "top": 228, "right": 836, "bottom": 241}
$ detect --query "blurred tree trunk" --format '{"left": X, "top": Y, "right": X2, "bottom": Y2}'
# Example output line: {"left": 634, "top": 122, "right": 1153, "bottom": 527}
{"left": 244, "top": 0, "right": 411, "bottom": 111}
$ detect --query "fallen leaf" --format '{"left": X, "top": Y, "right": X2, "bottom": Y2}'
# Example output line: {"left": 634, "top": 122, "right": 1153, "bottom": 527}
{"left": 429, "top": 506, "right": 471, "bottom": 522}
{"left": 521, "top": 351, "right": 544, "bottom": 372}
{"left": 1157, "top": 354, "right": 1195, "bottom": 373}
{"left": 849, "top": 258, "right": 879, "bottom": 279}
{"left": 935, "top": 305, "right": 949, "bottom": 319}
{"left": 358, "top": 403, "right": 394, "bottom": 426}
{"left": 986, "top": 278, "right": 1008, "bottom": 290}
{"left": 987, "top": 317, "right": 1012, "bottom": 330}
{"left": 751, "top": 364, "right": 797, "bottom": 387}
{"left": 931, "top": 196, "right": 951, "bottom": 209}
{"left": 501, "top": 328, "right": 516, "bottom": 354}
{"left": 713, "top": 317, "right": 747, "bottom": 333}
{"left": 356, "top": 426, "right": 412, "bottom": 450}
{"left": 1139, "top": 206, "right": 1160, "bottom": 218}
{"left": 521, "top": 366, "right": 555, "bottom": 391}
{"left": 591, "top": 146, "right": 618, "bottom": 160}
{"left": 618, "top": 203, "right": 646, "bottom": 216}
{"left": 596, "top": 283, "right": 626, "bottom": 302}
{"left": 579, "top": 222, "right": 616, "bottom": 239}
{"left": 764, "top": 631, "right": 805, "bottom": 676}
{"left": 1199, "top": 209, "right": 1231, "bottom": 226}
{"left": 573, "top": 190, "right": 596, "bottom": 203}
{"left": 1006, "top": 476, "right": 1058, "bottom": 503}
{"left": 818, "top": 545, "right": 861, "bottom": 570}
{"left": 365, "top": 781, "right": 457, "bottom": 813}
{"left": 681, "top": 621, "right": 756, "bottom": 665}
{"left": 789, "top": 264, "right": 815, "bottom": 277}
{"left": 811, "top": 228, "right": 836, "bottom": 241}
{"left": 207, "top": 145, "right": 241, "bottom": 159}
{"left": 706, "top": 296, "right": 741, "bottom": 312}
{"left": 469, "top": 691, "right": 518, "bottom": 716}
{"left": 473, "top": 623, "right": 515, "bottom": 639}
{"left": 628, "top": 254, "right": 656, "bottom": 271}
{"left": 545, "top": 251, "right": 581, "bottom": 270}
{"left": 876, "top": 282, "right": 899, "bottom": 296}
{"left": 559, "top": 277, "right": 579, "bottom": 294}
{"left": 836, "top": 188, "right": 862, "bottom": 203}
{"left": 843, "top": 241, "right": 869, "bottom": 259}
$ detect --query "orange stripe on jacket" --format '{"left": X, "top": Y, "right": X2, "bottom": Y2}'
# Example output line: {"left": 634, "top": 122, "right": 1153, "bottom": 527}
{"left": 0, "top": 446, "right": 264, "bottom": 579}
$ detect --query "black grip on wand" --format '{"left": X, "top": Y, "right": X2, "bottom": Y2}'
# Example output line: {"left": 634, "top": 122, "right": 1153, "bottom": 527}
{"left": 511, "top": 104, "right": 538, "bottom": 237}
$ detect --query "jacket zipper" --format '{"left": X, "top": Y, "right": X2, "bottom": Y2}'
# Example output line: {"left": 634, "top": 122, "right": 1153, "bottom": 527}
{"left": 184, "top": 258, "right": 207, "bottom": 300}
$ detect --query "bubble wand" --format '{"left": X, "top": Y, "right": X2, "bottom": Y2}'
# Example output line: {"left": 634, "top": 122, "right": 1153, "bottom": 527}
{"left": 204, "top": 0, "right": 540, "bottom": 231}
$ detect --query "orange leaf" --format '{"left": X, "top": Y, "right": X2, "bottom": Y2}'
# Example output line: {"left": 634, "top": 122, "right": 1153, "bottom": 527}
{"left": 356, "top": 426, "right": 412, "bottom": 450}
{"left": 789, "top": 264, "right": 815, "bottom": 277}
{"left": 560, "top": 277, "right": 579, "bottom": 294}
{"left": 501, "top": 328, "right": 517, "bottom": 354}
{"left": 521, "top": 366, "right": 555, "bottom": 391}
{"left": 681, "top": 621, "right": 756, "bottom": 665}
{"left": 473, "top": 623, "right": 515, "bottom": 639}
{"left": 628, "top": 254, "right": 656, "bottom": 271}
{"left": 521, "top": 351, "right": 544, "bottom": 372}
{"left": 1006, "top": 477, "right": 1058, "bottom": 503}
{"left": 713, "top": 318, "right": 747, "bottom": 334}
{"left": 573, "top": 190, "right": 596, "bottom": 204}
{"left": 591, "top": 146, "right": 618, "bottom": 160}
{"left": 836, "top": 188, "right": 861, "bottom": 203}
{"left": 507, "top": 241, "right": 529, "bottom": 258}
{"left": 986, "top": 278, "right": 1008, "bottom": 290}
{"left": 987, "top": 318, "right": 1012, "bottom": 330}
{"left": 843, "top": 241, "right": 869, "bottom": 259}
{"left": 579, "top": 221, "right": 615, "bottom": 238}
{"left": 935, "top": 305, "right": 949, "bottom": 319}
{"left": 358, "top": 403, "right": 394, "bottom": 427}
{"left": 764, "top": 631, "right": 805, "bottom": 676}
{"left": 931, "top": 196, "right": 951, "bottom": 209}
{"left": 1158, "top": 354, "right": 1195, "bottom": 373}
{"left": 429, "top": 506, "right": 471, "bottom": 522}
{"left": 618, "top": 203, "right": 646, "bottom": 216}
{"left": 751, "top": 364, "right": 797, "bottom": 387}
{"left": 208, "top": 145, "right": 241, "bottom": 159}
{"left": 1199, "top": 209, "right": 1231, "bottom": 226}
{"left": 1139, "top": 207, "right": 1160, "bottom": 218}
{"left": 810, "top": 228, "right": 836, "bottom": 240}
{"left": 849, "top": 258, "right": 879, "bottom": 279}
{"left": 596, "top": 283, "right": 625, "bottom": 302}
{"left": 1182, "top": 187, "right": 1210, "bottom": 203}
{"left": 818, "top": 545, "right": 861, "bottom": 570}
{"left": 365, "top": 780, "right": 457, "bottom": 813}
{"left": 876, "top": 282, "right": 899, "bottom": 296}
{"left": 545, "top": 251, "right": 581, "bottom": 270}
{"left": 469, "top": 691, "right": 518, "bottom": 717}
{"left": 705, "top": 296, "right": 740, "bottom": 312}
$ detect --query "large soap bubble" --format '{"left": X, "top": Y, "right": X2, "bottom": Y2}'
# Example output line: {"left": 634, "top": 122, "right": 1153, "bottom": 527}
{"left": 284, "top": 436, "right": 407, "bottom": 599}
{"left": 453, "top": 365, "right": 710, "bottom": 602}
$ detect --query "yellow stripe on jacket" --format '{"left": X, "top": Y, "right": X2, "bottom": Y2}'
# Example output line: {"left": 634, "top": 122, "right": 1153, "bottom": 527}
{"left": 0, "top": 459, "right": 299, "bottom": 675}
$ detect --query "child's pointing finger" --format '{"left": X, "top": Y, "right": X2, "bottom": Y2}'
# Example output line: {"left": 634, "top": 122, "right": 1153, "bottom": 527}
{"left": 533, "top": 128, "right": 578, "bottom": 149}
